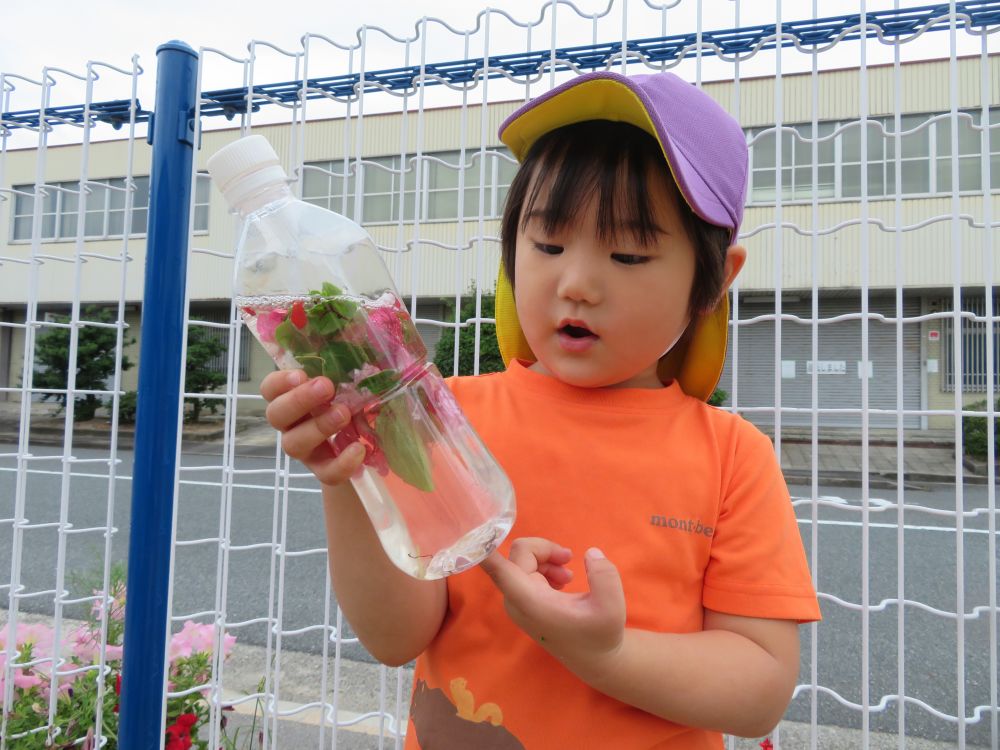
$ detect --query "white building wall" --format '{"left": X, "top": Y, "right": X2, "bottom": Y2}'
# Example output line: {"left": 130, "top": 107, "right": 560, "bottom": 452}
{"left": 739, "top": 195, "right": 1000, "bottom": 292}
{"left": 3, "top": 55, "right": 996, "bottom": 306}
{"left": 719, "top": 54, "right": 1000, "bottom": 126}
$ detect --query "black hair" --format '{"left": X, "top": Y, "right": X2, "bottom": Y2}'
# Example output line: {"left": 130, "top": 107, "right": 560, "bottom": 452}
{"left": 500, "top": 120, "right": 732, "bottom": 317}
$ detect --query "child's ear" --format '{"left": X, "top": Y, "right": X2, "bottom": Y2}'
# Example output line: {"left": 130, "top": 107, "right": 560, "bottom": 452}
{"left": 719, "top": 244, "right": 747, "bottom": 295}
{"left": 698, "top": 244, "right": 747, "bottom": 316}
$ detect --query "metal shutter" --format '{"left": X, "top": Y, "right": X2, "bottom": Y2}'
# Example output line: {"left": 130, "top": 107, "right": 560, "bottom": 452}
{"left": 718, "top": 293, "right": 921, "bottom": 428}
{"left": 412, "top": 300, "right": 446, "bottom": 360}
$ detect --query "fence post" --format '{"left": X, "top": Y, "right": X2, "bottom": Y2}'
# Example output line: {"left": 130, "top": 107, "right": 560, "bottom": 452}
{"left": 119, "top": 40, "right": 198, "bottom": 748}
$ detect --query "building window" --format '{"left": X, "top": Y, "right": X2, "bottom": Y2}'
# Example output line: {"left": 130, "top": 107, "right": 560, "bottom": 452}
{"left": 302, "top": 148, "right": 517, "bottom": 225}
{"left": 10, "top": 174, "right": 210, "bottom": 242}
{"left": 749, "top": 108, "right": 999, "bottom": 204}
{"left": 941, "top": 294, "right": 1000, "bottom": 393}
{"left": 749, "top": 121, "right": 836, "bottom": 202}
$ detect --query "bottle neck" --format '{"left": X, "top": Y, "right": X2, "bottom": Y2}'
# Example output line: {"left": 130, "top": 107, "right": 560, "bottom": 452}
{"left": 234, "top": 181, "right": 294, "bottom": 218}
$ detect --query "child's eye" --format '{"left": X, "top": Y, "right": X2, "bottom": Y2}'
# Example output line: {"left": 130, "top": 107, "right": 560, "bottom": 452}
{"left": 534, "top": 242, "right": 563, "bottom": 255}
{"left": 612, "top": 253, "right": 650, "bottom": 265}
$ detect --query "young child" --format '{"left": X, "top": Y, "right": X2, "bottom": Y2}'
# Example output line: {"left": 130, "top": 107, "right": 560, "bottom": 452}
{"left": 260, "top": 71, "right": 821, "bottom": 749}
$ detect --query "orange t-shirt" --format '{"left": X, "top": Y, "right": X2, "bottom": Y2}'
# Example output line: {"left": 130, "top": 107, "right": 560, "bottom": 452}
{"left": 407, "top": 360, "right": 820, "bottom": 749}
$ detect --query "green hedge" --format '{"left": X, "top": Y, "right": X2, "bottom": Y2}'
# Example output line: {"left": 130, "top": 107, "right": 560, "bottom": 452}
{"left": 963, "top": 397, "right": 1000, "bottom": 460}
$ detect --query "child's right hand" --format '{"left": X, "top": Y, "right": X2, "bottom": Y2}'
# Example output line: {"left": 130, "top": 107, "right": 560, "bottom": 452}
{"left": 260, "top": 369, "right": 367, "bottom": 486}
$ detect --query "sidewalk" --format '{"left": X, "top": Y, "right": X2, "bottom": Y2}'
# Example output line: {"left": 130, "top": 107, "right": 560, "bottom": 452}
{"left": 2, "top": 612, "right": 986, "bottom": 749}
{"left": 765, "top": 426, "right": 988, "bottom": 488}
{"left": 0, "top": 400, "right": 989, "bottom": 487}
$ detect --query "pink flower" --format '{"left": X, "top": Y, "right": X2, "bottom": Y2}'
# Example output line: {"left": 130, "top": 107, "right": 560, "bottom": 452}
{"left": 345, "top": 292, "right": 422, "bottom": 369}
{"left": 68, "top": 625, "right": 101, "bottom": 664}
{"left": 255, "top": 309, "right": 286, "bottom": 344}
{"left": 367, "top": 306, "right": 407, "bottom": 364}
{"left": 14, "top": 623, "right": 55, "bottom": 657}
{"left": 13, "top": 669, "right": 42, "bottom": 690}
{"left": 337, "top": 378, "right": 376, "bottom": 414}
{"left": 352, "top": 362, "right": 382, "bottom": 384}
{"left": 168, "top": 621, "right": 236, "bottom": 663}
{"left": 91, "top": 581, "right": 126, "bottom": 622}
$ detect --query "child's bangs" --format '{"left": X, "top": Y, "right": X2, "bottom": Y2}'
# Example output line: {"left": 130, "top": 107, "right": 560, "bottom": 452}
{"left": 518, "top": 121, "right": 668, "bottom": 249}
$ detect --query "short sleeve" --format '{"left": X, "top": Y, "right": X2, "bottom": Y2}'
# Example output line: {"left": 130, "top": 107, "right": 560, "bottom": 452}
{"left": 702, "top": 422, "right": 822, "bottom": 623}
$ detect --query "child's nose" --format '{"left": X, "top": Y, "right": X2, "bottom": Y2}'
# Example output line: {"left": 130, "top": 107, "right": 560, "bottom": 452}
{"left": 556, "top": 256, "right": 601, "bottom": 304}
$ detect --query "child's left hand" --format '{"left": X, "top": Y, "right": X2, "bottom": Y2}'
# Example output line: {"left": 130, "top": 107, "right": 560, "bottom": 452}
{"left": 480, "top": 538, "right": 626, "bottom": 683}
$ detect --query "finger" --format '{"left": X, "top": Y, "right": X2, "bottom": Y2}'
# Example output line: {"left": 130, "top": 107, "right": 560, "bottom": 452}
{"left": 260, "top": 369, "right": 306, "bottom": 402}
{"left": 265, "top": 376, "right": 335, "bottom": 432}
{"left": 480, "top": 552, "right": 535, "bottom": 601}
{"left": 508, "top": 538, "right": 572, "bottom": 574}
{"left": 537, "top": 562, "right": 573, "bottom": 590}
{"left": 478, "top": 551, "right": 508, "bottom": 580}
{"left": 280, "top": 402, "right": 352, "bottom": 461}
{"left": 307, "top": 441, "right": 368, "bottom": 486}
{"left": 583, "top": 548, "right": 625, "bottom": 615}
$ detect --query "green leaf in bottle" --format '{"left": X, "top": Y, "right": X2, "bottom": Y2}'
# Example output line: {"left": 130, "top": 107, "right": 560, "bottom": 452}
{"left": 307, "top": 296, "right": 359, "bottom": 337}
{"left": 317, "top": 340, "right": 370, "bottom": 382}
{"left": 375, "top": 398, "right": 434, "bottom": 492}
{"left": 274, "top": 318, "right": 313, "bottom": 355}
{"left": 309, "top": 281, "right": 344, "bottom": 298}
{"left": 359, "top": 369, "right": 400, "bottom": 396}
{"left": 296, "top": 354, "right": 326, "bottom": 378}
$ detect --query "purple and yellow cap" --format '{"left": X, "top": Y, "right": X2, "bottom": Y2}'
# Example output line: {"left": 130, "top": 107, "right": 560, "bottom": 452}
{"left": 494, "top": 71, "right": 748, "bottom": 401}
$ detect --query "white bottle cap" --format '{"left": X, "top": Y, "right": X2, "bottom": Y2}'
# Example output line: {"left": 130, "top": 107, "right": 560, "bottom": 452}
{"left": 206, "top": 135, "right": 289, "bottom": 210}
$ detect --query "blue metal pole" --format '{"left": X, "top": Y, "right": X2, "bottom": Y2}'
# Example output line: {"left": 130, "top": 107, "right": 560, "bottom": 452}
{"left": 119, "top": 40, "right": 198, "bottom": 749}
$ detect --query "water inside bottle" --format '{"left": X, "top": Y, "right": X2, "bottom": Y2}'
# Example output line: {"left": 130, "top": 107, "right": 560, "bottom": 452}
{"left": 356, "top": 434, "right": 514, "bottom": 579}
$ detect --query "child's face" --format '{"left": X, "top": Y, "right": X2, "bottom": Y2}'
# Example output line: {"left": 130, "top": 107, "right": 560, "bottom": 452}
{"left": 514, "top": 169, "right": 697, "bottom": 389}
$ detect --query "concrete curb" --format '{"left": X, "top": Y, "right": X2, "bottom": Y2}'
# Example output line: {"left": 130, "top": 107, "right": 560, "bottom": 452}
{"left": 0, "top": 417, "right": 254, "bottom": 454}
{"left": 781, "top": 467, "right": 986, "bottom": 488}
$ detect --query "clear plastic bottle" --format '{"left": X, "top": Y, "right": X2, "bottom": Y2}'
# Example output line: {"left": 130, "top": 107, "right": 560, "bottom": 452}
{"left": 207, "top": 135, "right": 515, "bottom": 580}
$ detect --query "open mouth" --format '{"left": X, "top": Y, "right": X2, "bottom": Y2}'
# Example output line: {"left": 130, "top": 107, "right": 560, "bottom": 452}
{"left": 560, "top": 324, "right": 596, "bottom": 339}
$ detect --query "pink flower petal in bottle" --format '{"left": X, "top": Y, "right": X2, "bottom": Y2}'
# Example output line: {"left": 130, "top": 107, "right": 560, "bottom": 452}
{"left": 256, "top": 309, "right": 286, "bottom": 344}
{"left": 331, "top": 413, "right": 390, "bottom": 476}
{"left": 368, "top": 306, "right": 406, "bottom": 359}
{"left": 425, "top": 375, "right": 465, "bottom": 432}
{"left": 335, "top": 381, "right": 374, "bottom": 414}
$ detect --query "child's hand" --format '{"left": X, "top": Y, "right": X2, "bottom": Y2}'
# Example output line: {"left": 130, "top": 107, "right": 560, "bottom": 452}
{"left": 480, "top": 538, "right": 626, "bottom": 683}
{"left": 260, "top": 369, "right": 366, "bottom": 486}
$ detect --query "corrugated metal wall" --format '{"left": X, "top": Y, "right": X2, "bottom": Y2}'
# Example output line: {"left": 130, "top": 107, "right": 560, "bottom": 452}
{"left": 719, "top": 293, "right": 922, "bottom": 428}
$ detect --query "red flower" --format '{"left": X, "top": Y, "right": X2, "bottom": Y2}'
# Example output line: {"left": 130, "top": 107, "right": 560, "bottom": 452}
{"left": 165, "top": 712, "right": 198, "bottom": 750}
{"left": 760, "top": 740, "right": 774, "bottom": 750}
{"left": 289, "top": 300, "right": 307, "bottom": 330}
{"left": 113, "top": 673, "right": 122, "bottom": 714}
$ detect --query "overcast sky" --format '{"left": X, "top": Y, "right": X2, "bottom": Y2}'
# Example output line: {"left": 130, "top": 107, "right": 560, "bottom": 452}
{"left": 0, "top": 0, "right": 979, "bottom": 148}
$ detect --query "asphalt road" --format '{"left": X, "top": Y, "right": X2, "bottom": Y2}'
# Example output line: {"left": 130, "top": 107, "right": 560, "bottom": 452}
{"left": 1, "top": 443, "right": 997, "bottom": 747}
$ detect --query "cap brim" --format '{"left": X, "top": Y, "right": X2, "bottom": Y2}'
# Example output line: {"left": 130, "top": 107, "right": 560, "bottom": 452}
{"left": 499, "top": 73, "right": 735, "bottom": 233}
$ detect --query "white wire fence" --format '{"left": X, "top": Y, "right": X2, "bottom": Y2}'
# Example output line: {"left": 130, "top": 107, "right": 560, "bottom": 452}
{"left": 1, "top": 0, "right": 998, "bottom": 748}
